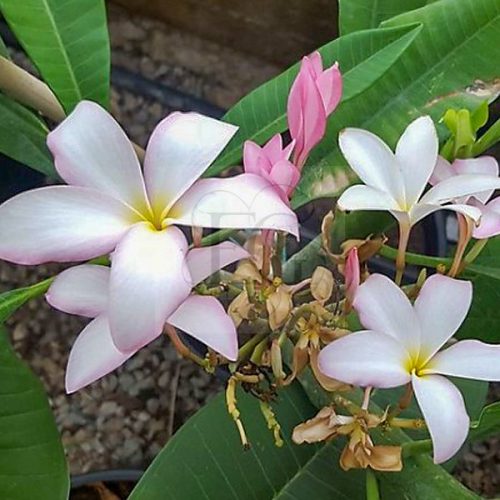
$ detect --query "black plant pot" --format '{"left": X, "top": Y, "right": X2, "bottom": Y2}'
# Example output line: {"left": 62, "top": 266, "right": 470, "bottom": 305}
{"left": 70, "top": 469, "right": 143, "bottom": 499}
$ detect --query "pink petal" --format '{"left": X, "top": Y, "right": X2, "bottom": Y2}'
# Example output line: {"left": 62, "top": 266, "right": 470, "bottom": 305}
{"left": 46, "top": 264, "right": 110, "bottom": 318}
{"left": 269, "top": 160, "right": 301, "bottom": 199}
{"left": 414, "top": 275, "right": 472, "bottom": 363}
{"left": 454, "top": 156, "right": 499, "bottom": 203}
{"left": 424, "top": 340, "right": 500, "bottom": 381}
{"left": 243, "top": 140, "right": 269, "bottom": 175}
{"left": 472, "top": 198, "right": 500, "bottom": 239}
{"left": 429, "top": 156, "right": 454, "bottom": 186}
{"left": 338, "top": 128, "right": 404, "bottom": 202}
{"left": 318, "top": 330, "right": 411, "bottom": 389}
{"left": 307, "top": 51, "right": 323, "bottom": 77}
{"left": 420, "top": 174, "right": 500, "bottom": 205}
{"left": 186, "top": 241, "right": 249, "bottom": 286}
{"left": 412, "top": 373, "right": 469, "bottom": 464}
{"left": 168, "top": 295, "right": 238, "bottom": 360}
{"left": 287, "top": 62, "right": 326, "bottom": 167}
{"left": 353, "top": 274, "right": 420, "bottom": 353}
{"left": 144, "top": 112, "right": 238, "bottom": 217}
{"left": 396, "top": 116, "right": 438, "bottom": 207}
{"left": 47, "top": 101, "right": 151, "bottom": 217}
{"left": 65, "top": 314, "right": 133, "bottom": 393}
{"left": 109, "top": 223, "right": 192, "bottom": 353}
{"left": 316, "top": 62, "right": 342, "bottom": 115}
{"left": 0, "top": 186, "right": 138, "bottom": 265}
{"left": 344, "top": 247, "right": 360, "bottom": 303}
{"left": 168, "top": 174, "right": 299, "bottom": 237}
{"left": 337, "top": 185, "right": 400, "bottom": 212}
{"left": 262, "top": 134, "right": 285, "bottom": 164}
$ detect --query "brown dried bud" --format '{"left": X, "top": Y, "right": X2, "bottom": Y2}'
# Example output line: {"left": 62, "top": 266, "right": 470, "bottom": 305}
{"left": 228, "top": 291, "right": 252, "bottom": 327}
{"left": 234, "top": 259, "right": 262, "bottom": 283}
{"left": 293, "top": 407, "right": 354, "bottom": 444}
{"left": 266, "top": 287, "right": 293, "bottom": 330}
{"left": 340, "top": 440, "right": 403, "bottom": 472}
{"left": 311, "top": 266, "right": 334, "bottom": 304}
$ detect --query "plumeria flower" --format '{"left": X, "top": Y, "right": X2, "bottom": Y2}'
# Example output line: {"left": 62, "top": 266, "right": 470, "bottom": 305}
{"left": 318, "top": 273, "right": 500, "bottom": 464}
{"left": 430, "top": 155, "right": 500, "bottom": 239}
{"left": 337, "top": 116, "right": 500, "bottom": 280}
{"left": 46, "top": 241, "right": 247, "bottom": 393}
{"left": 287, "top": 51, "right": 342, "bottom": 168}
{"left": 0, "top": 101, "right": 298, "bottom": 353}
{"left": 243, "top": 134, "right": 300, "bottom": 203}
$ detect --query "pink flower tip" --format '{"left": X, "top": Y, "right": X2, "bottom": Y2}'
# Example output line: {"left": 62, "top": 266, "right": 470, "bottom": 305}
{"left": 345, "top": 247, "right": 360, "bottom": 303}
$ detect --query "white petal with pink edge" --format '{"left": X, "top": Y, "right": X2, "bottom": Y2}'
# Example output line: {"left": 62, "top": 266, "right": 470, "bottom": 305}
{"left": 423, "top": 340, "right": 500, "bottom": 380}
{"left": 353, "top": 274, "right": 420, "bottom": 353}
{"left": 168, "top": 295, "right": 238, "bottom": 360}
{"left": 47, "top": 101, "right": 151, "bottom": 216}
{"left": 186, "top": 242, "right": 248, "bottom": 286}
{"left": 409, "top": 202, "right": 481, "bottom": 226}
{"left": 168, "top": 174, "right": 299, "bottom": 237}
{"left": 144, "top": 112, "right": 238, "bottom": 217}
{"left": 472, "top": 198, "right": 500, "bottom": 239}
{"left": 65, "top": 314, "right": 133, "bottom": 393}
{"left": 109, "top": 223, "right": 192, "bottom": 353}
{"left": 454, "top": 157, "right": 499, "bottom": 203}
{"left": 414, "top": 275, "right": 472, "bottom": 363}
{"left": 411, "top": 373, "right": 469, "bottom": 464}
{"left": 318, "top": 330, "right": 411, "bottom": 389}
{"left": 46, "top": 264, "right": 110, "bottom": 318}
{"left": 0, "top": 186, "right": 139, "bottom": 265}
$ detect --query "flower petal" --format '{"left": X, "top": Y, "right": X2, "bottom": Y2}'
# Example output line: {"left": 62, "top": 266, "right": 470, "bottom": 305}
{"left": 65, "top": 314, "right": 133, "bottom": 393}
{"left": 472, "top": 198, "right": 500, "bottom": 239}
{"left": 454, "top": 157, "right": 499, "bottom": 203}
{"left": 429, "top": 156, "right": 454, "bottom": 186}
{"left": 144, "top": 112, "right": 238, "bottom": 216}
{"left": 337, "top": 185, "right": 400, "bottom": 212}
{"left": 338, "top": 128, "right": 404, "bottom": 202}
{"left": 269, "top": 160, "right": 301, "bottom": 199}
{"left": 409, "top": 202, "right": 482, "bottom": 226}
{"left": 353, "top": 274, "right": 420, "bottom": 353}
{"left": 169, "top": 174, "right": 299, "bottom": 237}
{"left": 243, "top": 140, "right": 269, "bottom": 175}
{"left": 186, "top": 241, "right": 249, "bottom": 286}
{"left": 420, "top": 174, "right": 500, "bottom": 205}
{"left": 318, "top": 330, "right": 411, "bottom": 388}
{"left": 423, "top": 340, "right": 500, "bottom": 381}
{"left": 414, "top": 275, "right": 472, "bottom": 362}
{"left": 412, "top": 373, "right": 469, "bottom": 464}
{"left": 0, "top": 186, "right": 138, "bottom": 265}
{"left": 109, "top": 223, "right": 192, "bottom": 353}
{"left": 46, "top": 264, "right": 109, "bottom": 318}
{"left": 168, "top": 295, "right": 238, "bottom": 360}
{"left": 396, "top": 116, "right": 438, "bottom": 206}
{"left": 316, "top": 62, "right": 342, "bottom": 115}
{"left": 47, "top": 101, "right": 150, "bottom": 216}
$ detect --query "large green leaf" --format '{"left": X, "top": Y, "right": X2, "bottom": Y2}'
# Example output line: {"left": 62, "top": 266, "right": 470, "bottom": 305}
{"left": 0, "top": 277, "right": 53, "bottom": 323}
{"left": 0, "top": 0, "right": 110, "bottom": 112}
{"left": 206, "top": 24, "right": 422, "bottom": 176}
{"left": 470, "top": 402, "right": 500, "bottom": 441}
{"left": 338, "top": 0, "right": 439, "bottom": 35}
{"left": 294, "top": 0, "right": 500, "bottom": 208}
{"left": 131, "top": 380, "right": 478, "bottom": 499}
{"left": 0, "top": 93, "right": 56, "bottom": 176}
{"left": 0, "top": 326, "right": 69, "bottom": 499}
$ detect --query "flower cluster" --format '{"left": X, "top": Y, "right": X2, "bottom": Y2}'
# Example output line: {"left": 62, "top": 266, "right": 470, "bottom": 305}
{"left": 1, "top": 49, "right": 500, "bottom": 476}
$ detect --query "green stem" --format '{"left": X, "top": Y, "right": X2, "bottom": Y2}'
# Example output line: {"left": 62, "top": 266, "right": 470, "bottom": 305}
{"left": 238, "top": 329, "right": 268, "bottom": 362}
{"left": 200, "top": 228, "right": 238, "bottom": 247}
{"left": 365, "top": 469, "right": 380, "bottom": 500}
{"left": 472, "top": 118, "right": 500, "bottom": 156}
{"left": 379, "top": 245, "right": 451, "bottom": 269}
{"left": 402, "top": 439, "right": 432, "bottom": 458}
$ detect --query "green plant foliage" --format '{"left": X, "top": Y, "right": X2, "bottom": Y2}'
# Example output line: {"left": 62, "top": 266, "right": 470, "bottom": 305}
{"left": 0, "top": 0, "right": 110, "bottom": 112}
{"left": 206, "top": 24, "right": 422, "bottom": 177}
{"left": 0, "top": 94, "right": 56, "bottom": 176}
{"left": 470, "top": 402, "right": 500, "bottom": 441}
{"left": 338, "top": 0, "right": 439, "bottom": 35}
{"left": 294, "top": 0, "right": 500, "bottom": 208}
{"left": 0, "top": 326, "right": 69, "bottom": 499}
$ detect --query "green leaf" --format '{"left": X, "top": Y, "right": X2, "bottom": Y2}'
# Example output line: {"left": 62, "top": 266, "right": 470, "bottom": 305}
{"left": 0, "top": 35, "right": 8, "bottom": 57}
{"left": 206, "top": 23, "right": 422, "bottom": 177}
{"left": 0, "top": 93, "right": 56, "bottom": 176}
{"left": 470, "top": 402, "right": 500, "bottom": 441}
{"left": 473, "top": 117, "right": 500, "bottom": 156}
{"left": 0, "top": 0, "right": 110, "bottom": 112}
{"left": 294, "top": 0, "right": 500, "bottom": 208}
{"left": 338, "top": 0, "right": 439, "bottom": 35}
{"left": 0, "top": 326, "right": 69, "bottom": 499}
{"left": 131, "top": 379, "right": 479, "bottom": 499}
{"left": 0, "top": 277, "right": 53, "bottom": 323}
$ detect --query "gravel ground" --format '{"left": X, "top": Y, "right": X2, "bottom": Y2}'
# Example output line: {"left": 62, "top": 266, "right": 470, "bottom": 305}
{"left": 1, "top": 3, "right": 500, "bottom": 496}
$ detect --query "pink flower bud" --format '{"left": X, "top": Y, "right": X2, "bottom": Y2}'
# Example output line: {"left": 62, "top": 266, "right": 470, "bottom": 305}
{"left": 345, "top": 247, "right": 360, "bottom": 304}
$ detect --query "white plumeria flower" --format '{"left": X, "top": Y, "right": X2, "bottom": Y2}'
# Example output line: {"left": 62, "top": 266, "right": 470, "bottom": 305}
{"left": 318, "top": 273, "right": 500, "bottom": 464}
{"left": 46, "top": 241, "right": 247, "bottom": 393}
{"left": 430, "top": 155, "right": 500, "bottom": 239}
{"left": 337, "top": 116, "right": 500, "bottom": 229}
{"left": 0, "top": 101, "right": 298, "bottom": 353}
